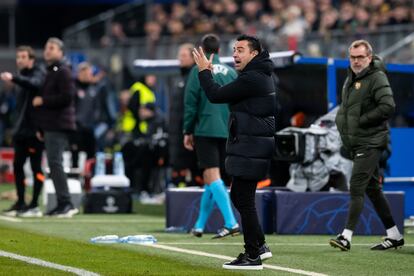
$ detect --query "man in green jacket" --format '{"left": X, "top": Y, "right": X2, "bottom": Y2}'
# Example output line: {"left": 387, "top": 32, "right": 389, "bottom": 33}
{"left": 183, "top": 34, "right": 239, "bottom": 238}
{"left": 330, "top": 40, "right": 404, "bottom": 251}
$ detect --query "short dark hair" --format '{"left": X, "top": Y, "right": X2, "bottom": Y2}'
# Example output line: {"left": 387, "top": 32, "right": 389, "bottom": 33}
{"left": 237, "top": 34, "right": 262, "bottom": 54}
{"left": 201, "top": 34, "right": 220, "bottom": 54}
{"left": 16, "top": 45, "right": 35, "bottom": 60}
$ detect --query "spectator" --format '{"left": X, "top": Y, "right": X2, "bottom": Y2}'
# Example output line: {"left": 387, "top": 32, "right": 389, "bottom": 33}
{"left": 389, "top": 4, "right": 411, "bottom": 25}
{"left": 353, "top": 6, "right": 370, "bottom": 32}
{"left": 337, "top": 2, "right": 355, "bottom": 32}
{"left": 144, "top": 21, "right": 162, "bottom": 59}
{"left": 100, "top": 22, "right": 129, "bottom": 48}
{"left": 71, "top": 62, "right": 97, "bottom": 162}
{"left": 319, "top": 8, "right": 339, "bottom": 36}
{"left": 93, "top": 66, "right": 118, "bottom": 151}
{"left": 70, "top": 62, "right": 116, "bottom": 167}
{"left": 281, "top": 5, "right": 307, "bottom": 47}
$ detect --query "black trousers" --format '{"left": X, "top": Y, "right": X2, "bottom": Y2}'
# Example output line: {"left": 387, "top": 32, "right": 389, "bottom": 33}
{"left": 44, "top": 131, "right": 72, "bottom": 206}
{"left": 346, "top": 147, "right": 396, "bottom": 230}
{"left": 70, "top": 127, "right": 96, "bottom": 167}
{"left": 230, "top": 177, "right": 265, "bottom": 258}
{"left": 122, "top": 141, "right": 157, "bottom": 194}
{"left": 13, "top": 136, "right": 44, "bottom": 207}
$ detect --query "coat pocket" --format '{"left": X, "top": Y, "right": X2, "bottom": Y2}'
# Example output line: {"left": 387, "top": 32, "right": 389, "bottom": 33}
{"left": 228, "top": 113, "right": 238, "bottom": 143}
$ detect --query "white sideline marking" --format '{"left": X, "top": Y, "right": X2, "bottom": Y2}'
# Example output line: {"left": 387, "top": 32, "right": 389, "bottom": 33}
{"left": 0, "top": 250, "right": 100, "bottom": 276}
{"left": 20, "top": 219, "right": 163, "bottom": 224}
{"left": 146, "top": 243, "right": 327, "bottom": 276}
{"left": 0, "top": 216, "right": 22, "bottom": 222}
{"left": 159, "top": 242, "right": 414, "bottom": 247}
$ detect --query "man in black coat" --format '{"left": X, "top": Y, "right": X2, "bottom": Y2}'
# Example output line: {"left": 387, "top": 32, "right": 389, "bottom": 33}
{"left": 168, "top": 43, "right": 198, "bottom": 186}
{"left": 193, "top": 35, "right": 275, "bottom": 270}
{"left": 1, "top": 46, "right": 45, "bottom": 217}
{"left": 32, "top": 37, "right": 78, "bottom": 218}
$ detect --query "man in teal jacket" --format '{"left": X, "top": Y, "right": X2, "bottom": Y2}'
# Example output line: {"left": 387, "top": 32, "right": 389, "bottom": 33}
{"left": 330, "top": 40, "right": 404, "bottom": 251}
{"left": 183, "top": 34, "right": 239, "bottom": 238}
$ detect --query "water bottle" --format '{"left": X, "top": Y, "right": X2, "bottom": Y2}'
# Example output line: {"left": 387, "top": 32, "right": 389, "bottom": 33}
{"left": 119, "top": 235, "right": 157, "bottom": 244}
{"left": 113, "top": 152, "right": 125, "bottom": 175}
{"left": 95, "top": 152, "right": 106, "bottom": 176}
{"left": 90, "top": 235, "right": 119, "bottom": 243}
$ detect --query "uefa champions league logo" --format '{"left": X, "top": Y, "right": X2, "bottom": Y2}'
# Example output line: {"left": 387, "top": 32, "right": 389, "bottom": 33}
{"left": 103, "top": 196, "right": 119, "bottom": 213}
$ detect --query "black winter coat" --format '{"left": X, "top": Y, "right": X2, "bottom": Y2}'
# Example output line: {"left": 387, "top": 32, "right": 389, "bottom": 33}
{"left": 168, "top": 67, "right": 197, "bottom": 169}
{"left": 198, "top": 51, "right": 276, "bottom": 180}
{"left": 12, "top": 65, "right": 45, "bottom": 137}
{"left": 36, "top": 61, "right": 76, "bottom": 132}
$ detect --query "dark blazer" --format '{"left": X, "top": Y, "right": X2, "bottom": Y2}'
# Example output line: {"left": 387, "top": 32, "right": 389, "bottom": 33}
{"left": 36, "top": 61, "right": 76, "bottom": 132}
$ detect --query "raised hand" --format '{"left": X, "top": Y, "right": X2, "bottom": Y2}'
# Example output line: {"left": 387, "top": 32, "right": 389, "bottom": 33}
{"left": 192, "top": 46, "right": 214, "bottom": 72}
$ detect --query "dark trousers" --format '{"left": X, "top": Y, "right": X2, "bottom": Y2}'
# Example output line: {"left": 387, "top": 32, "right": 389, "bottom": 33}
{"left": 44, "top": 131, "right": 71, "bottom": 206}
{"left": 346, "top": 147, "right": 396, "bottom": 230}
{"left": 230, "top": 177, "right": 265, "bottom": 258}
{"left": 70, "top": 127, "right": 96, "bottom": 167}
{"left": 13, "top": 136, "right": 44, "bottom": 207}
{"left": 122, "top": 141, "right": 157, "bottom": 194}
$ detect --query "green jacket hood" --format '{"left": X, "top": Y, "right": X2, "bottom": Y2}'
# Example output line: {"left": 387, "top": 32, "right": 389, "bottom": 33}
{"left": 371, "top": 55, "right": 386, "bottom": 73}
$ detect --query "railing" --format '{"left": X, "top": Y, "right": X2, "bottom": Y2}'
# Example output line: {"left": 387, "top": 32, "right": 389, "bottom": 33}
{"left": 379, "top": 31, "right": 414, "bottom": 64}
{"left": 63, "top": 0, "right": 148, "bottom": 49}
{"left": 297, "top": 24, "right": 414, "bottom": 61}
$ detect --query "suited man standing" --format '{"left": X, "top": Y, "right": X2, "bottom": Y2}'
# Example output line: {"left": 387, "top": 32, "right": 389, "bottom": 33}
{"left": 33, "top": 37, "right": 78, "bottom": 218}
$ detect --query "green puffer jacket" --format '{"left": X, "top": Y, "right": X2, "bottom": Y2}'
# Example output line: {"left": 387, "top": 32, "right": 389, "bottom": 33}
{"left": 335, "top": 56, "right": 395, "bottom": 152}
{"left": 183, "top": 55, "right": 237, "bottom": 138}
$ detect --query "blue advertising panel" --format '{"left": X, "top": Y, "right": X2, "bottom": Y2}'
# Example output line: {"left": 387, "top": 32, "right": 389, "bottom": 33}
{"left": 275, "top": 191, "right": 404, "bottom": 235}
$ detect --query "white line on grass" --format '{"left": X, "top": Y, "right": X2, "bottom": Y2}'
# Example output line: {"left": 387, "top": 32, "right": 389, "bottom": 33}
{"left": 0, "top": 250, "right": 100, "bottom": 276}
{"left": 146, "top": 243, "right": 327, "bottom": 276}
{"left": 159, "top": 242, "right": 414, "bottom": 247}
{"left": 20, "top": 219, "right": 163, "bottom": 224}
{"left": 0, "top": 216, "right": 22, "bottom": 222}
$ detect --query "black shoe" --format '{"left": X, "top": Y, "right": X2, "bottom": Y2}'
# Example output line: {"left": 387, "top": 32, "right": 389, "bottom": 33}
{"left": 2, "top": 202, "right": 26, "bottom": 217}
{"left": 55, "top": 204, "right": 79, "bottom": 218}
{"left": 329, "top": 234, "right": 351, "bottom": 251}
{"left": 45, "top": 205, "right": 60, "bottom": 216}
{"left": 259, "top": 244, "right": 272, "bottom": 261}
{"left": 371, "top": 238, "right": 404, "bottom": 250}
{"left": 223, "top": 253, "right": 263, "bottom": 270}
{"left": 190, "top": 228, "right": 203, "bottom": 238}
{"left": 212, "top": 224, "right": 240, "bottom": 239}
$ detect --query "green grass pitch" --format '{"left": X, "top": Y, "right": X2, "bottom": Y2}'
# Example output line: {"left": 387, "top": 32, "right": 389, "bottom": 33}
{"left": 0, "top": 183, "right": 413, "bottom": 275}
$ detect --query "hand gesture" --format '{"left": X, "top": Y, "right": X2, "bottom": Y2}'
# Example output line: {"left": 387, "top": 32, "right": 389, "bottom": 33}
{"left": 0, "top": 72, "right": 13, "bottom": 82}
{"left": 192, "top": 46, "right": 214, "bottom": 72}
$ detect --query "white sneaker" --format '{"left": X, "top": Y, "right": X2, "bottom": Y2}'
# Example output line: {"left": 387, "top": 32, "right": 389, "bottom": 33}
{"left": 18, "top": 207, "right": 43, "bottom": 218}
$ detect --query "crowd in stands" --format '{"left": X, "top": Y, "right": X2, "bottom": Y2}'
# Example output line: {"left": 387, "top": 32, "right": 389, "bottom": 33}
{"left": 96, "top": 0, "right": 414, "bottom": 57}
{"left": 124, "top": 0, "right": 414, "bottom": 46}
